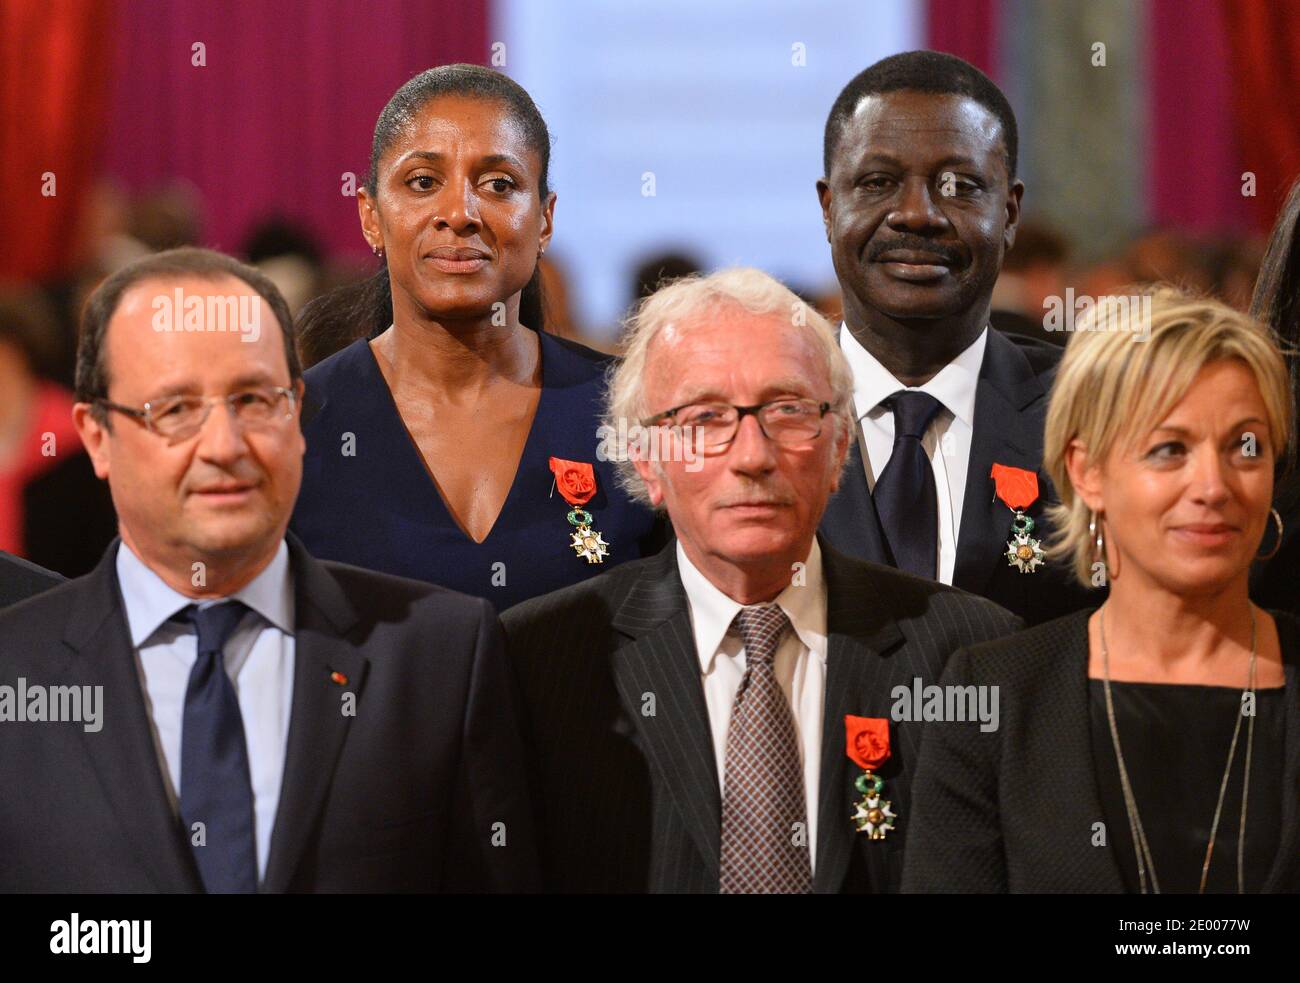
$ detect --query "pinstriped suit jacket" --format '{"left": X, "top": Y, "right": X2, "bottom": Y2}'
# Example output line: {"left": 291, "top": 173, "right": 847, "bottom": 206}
{"left": 501, "top": 535, "right": 1022, "bottom": 893}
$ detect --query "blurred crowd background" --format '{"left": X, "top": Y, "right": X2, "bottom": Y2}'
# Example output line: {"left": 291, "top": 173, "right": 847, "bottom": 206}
{"left": 2, "top": 0, "right": 1299, "bottom": 576}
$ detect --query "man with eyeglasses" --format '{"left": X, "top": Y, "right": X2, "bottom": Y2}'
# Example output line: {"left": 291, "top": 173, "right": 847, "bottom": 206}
{"left": 0, "top": 247, "right": 537, "bottom": 893}
{"left": 501, "top": 268, "right": 1021, "bottom": 893}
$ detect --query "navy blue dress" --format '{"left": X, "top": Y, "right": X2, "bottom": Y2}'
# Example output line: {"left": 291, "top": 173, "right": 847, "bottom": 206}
{"left": 291, "top": 330, "right": 662, "bottom": 611}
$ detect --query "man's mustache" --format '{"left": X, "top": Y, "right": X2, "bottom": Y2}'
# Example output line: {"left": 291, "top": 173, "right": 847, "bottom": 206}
{"left": 867, "top": 235, "right": 963, "bottom": 265}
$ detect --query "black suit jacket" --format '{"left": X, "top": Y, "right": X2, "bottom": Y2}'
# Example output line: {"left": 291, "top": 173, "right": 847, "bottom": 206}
{"left": 820, "top": 327, "right": 1101, "bottom": 626}
{"left": 0, "top": 535, "right": 538, "bottom": 893}
{"left": 501, "top": 537, "right": 1022, "bottom": 893}
{"left": 902, "top": 608, "right": 1300, "bottom": 893}
{"left": 0, "top": 551, "right": 63, "bottom": 609}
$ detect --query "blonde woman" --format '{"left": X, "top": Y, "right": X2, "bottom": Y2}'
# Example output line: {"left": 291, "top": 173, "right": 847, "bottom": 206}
{"left": 902, "top": 288, "right": 1300, "bottom": 893}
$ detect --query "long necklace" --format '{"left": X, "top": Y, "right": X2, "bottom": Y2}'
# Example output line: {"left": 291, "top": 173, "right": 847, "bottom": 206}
{"left": 1098, "top": 604, "right": 1258, "bottom": 894}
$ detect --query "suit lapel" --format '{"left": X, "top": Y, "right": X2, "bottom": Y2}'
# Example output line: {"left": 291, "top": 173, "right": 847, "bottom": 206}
{"left": 262, "top": 535, "right": 368, "bottom": 893}
{"left": 953, "top": 329, "right": 1049, "bottom": 598}
{"left": 1055, "top": 612, "right": 1128, "bottom": 891}
{"left": 63, "top": 541, "right": 202, "bottom": 893}
{"left": 610, "top": 546, "right": 722, "bottom": 883}
{"left": 820, "top": 424, "right": 890, "bottom": 566}
{"left": 814, "top": 545, "right": 905, "bottom": 893}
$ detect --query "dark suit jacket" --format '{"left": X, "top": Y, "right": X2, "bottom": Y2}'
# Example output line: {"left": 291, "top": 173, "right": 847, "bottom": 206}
{"left": 0, "top": 534, "right": 538, "bottom": 893}
{"left": 902, "top": 608, "right": 1300, "bottom": 893}
{"left": 0, "top": 551, "right": 63, "bottom": 609}
{"left": 501, "top": 537, "right": 1022, "bottom": 893}
{"left": 820, "top": 327, "right": 1101, "bottom": 626}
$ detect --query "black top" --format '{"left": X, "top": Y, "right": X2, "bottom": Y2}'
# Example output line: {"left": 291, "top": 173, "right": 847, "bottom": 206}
{"left": 902, "top": 607, "right": 1300, "bottom": 893}
{"left": 1090, "top": 680, "right": 1285, "bottom": 893}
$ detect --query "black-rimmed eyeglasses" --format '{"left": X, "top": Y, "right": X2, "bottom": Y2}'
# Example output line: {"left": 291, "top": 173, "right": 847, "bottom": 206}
{"left": 641, "top": 397, "right": 834, "bottom": 448}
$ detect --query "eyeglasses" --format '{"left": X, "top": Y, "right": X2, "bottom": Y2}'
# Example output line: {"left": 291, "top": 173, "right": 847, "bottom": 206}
{"left": 94, "top": 386, "right": 298, "bottom": 442}
{"left": 642, "top": 397, "right": 834, "bottom": 448}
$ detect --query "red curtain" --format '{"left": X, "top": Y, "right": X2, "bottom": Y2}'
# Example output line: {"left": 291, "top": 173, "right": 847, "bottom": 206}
{"left": 0, "top": 0, "right": 116, "bottom": 281}
{"left": 1221, "top": 1, "right": 1300, "bottom": 229}
{"left": 925, "top": 0, "right": 999, "bottom": 80}
{"left": 101, "top": 0, "right": 489, "bottom": 260}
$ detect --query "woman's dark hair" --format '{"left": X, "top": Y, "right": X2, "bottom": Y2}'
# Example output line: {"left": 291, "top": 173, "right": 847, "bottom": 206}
{"left": 298, "top": 65, "right": 552, "bottom": 365}
{"left": 1251, "top": 174, "right": 1300, "bottom": 475}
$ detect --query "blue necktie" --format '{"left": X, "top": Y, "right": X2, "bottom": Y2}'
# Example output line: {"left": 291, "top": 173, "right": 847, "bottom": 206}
{"left": 873, "top": 390, "right": 943, "bottom": 579}
{"left": 178, "top": 600, "right": 258, "bottom": 893}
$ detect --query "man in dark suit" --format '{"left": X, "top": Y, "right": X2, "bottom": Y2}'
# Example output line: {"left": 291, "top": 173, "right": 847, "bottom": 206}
{"left": 0, "top": 550, "right": 62, "bottom": 609}
{"left": 503, "top": 268, "right": 1020, "bottom": 893}
{"left": 0, "top": 248, "right": 535, "bottom": 893}
{"left": 815, "top": 51, "right": 1099, "bottom": 624}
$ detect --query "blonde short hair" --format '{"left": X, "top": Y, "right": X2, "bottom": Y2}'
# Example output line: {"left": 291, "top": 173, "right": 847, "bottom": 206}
{"left": 1044, "top": 286, "right": 1294, "bottom": 586}
{"left": 605, "top": 267, "right": 855, "bottom": 508}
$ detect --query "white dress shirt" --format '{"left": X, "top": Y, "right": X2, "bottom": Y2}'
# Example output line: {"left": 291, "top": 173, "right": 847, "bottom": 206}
{"left": 116, "top": 540, "right": 296, "bottom": 884}
{"left": 838, "top": 322, "right": 988, "bottom": 585}
{"left": 676, "top": 538, "right": 828, "bottom": 870}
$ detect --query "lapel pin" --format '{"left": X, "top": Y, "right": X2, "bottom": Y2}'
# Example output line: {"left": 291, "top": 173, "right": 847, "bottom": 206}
{"left": 330, "top": 670, "right": 348, "bottom": 686}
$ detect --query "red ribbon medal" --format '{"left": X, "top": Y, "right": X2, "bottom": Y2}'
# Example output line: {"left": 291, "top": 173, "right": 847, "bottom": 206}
{"left": 845, "top": 715, "right": 897, "bottom": 839}
{"left": 548, "top": 457, "right": 609, "bottom": 564}
{"left": 990, "top": 463, "right": 1045, "bottom": 574}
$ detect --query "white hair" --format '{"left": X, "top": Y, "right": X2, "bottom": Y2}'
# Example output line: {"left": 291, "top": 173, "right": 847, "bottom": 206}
{"left": 604, "top": 267, "right": 855, "bottom": 508}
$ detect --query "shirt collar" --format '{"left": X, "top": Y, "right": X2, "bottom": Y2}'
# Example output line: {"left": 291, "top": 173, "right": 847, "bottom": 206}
{"left": 676, "top": 537, "right": 828, "bottom": 674}
{"left": 115, "top": 538, "right": 295, "bottom": 647}
{"left": 839, "top": 322, "right": 988, "bottom": 428}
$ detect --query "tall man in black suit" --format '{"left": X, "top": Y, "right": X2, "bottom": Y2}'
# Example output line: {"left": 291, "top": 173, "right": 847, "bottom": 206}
{"left": 0, "top": 550, "right": 62, "bottom": 609}
{"left": 816, "top": 51, "right": 1098, "bottom": 625}
{"left": 502, "top": 268, "right": 1021, "bottom": 893}
{"left": 0, "top": 248, "right": 536, "bottom": 893}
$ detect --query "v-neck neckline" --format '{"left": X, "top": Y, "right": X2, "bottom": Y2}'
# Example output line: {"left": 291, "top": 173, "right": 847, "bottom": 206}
{"left": 362, "top": 329, "right": 553, "bottom": 548}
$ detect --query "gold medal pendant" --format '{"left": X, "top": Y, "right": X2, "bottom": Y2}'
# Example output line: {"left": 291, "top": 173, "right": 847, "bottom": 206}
{"left": 1004, "top": 510, "right": 1045, "bottom": 574}
{"left": 567, "top": 508, "right": 609, "bottom": 564}
{"left": 851, "top": 770, "right": 897, "bottom": 840}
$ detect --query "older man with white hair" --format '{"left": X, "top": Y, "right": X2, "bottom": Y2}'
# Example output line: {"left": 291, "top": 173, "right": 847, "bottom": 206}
{"left": 502, "top": 267, "right": 1021, "bottom": 893}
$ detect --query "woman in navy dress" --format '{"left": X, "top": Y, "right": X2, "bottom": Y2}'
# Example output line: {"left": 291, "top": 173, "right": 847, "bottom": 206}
{"left": 292, "top": 65, "right": 661, "bottom": 610}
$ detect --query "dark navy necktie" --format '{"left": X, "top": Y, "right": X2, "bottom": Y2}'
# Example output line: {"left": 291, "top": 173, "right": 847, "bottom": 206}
{"left": 873, "top": 390, "right": 943, "bottom": 579}
{"left": 178, "top": 600, "right": 258, "bottom": 894}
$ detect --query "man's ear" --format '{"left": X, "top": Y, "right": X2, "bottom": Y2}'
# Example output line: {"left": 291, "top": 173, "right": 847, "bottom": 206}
{"left": 816, "top": 178, "right": 833, "bottom": 244}
{"left": 1003, "top": 177, "right": 1025, "bottom": 253}
{"left": 630, "top": 447, "right": 666, "bottom": 509}
{"left": 1063, "top": 439, "right": 1103, "bottom": 513}
{"left": 828, "top": 415, "right": 852, "bottom": 495}
{"left": 73, "top": 402, "right": 112, "bottom": 481}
